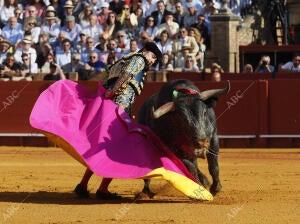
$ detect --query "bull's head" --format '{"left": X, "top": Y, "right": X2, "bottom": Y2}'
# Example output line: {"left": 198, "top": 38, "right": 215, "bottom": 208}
{"left": 151, "top": 81, "right": 230, "bottom": 158}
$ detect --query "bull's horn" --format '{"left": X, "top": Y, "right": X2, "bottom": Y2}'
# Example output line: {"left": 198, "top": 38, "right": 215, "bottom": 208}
{"left": 199, "top": 80, "right": 230, "bottom": 101}
{"left": 152, "top": 102, "right": 175, "bottom": 119}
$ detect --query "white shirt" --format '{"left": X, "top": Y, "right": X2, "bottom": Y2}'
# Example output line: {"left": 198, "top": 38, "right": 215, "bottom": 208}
{"left": 2, "top": 23, "right": 24, "bottom": 45}
{"left": 14, "top": 47, "right": 37, "bottom": 65}
{"left": 56, "top": 51, "right": 72, "bottom": 67}
{"left": 156, "top": 39, "right": 173, "bottom": 55}
{"left": 281, "top": 61, "right": 300, "bottom": 72}
{"left": 41, "top": 23, "right": 61, "bottom": 44}
{"left": 83, "top": 25, "right": 104, "bottom": 44}
{"left": 141, "top": 0, "right": 158, "bottom": 18}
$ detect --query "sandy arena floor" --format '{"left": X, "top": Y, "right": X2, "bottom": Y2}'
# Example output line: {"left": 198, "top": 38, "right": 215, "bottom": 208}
{"left": 0, "top": 147, "right": 299, "bottom": 224}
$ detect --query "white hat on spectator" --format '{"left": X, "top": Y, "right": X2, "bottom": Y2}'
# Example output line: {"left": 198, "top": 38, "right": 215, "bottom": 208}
{"left": 22, "top": 36, "right": 32, "bottom": 44}
{"left": 187, "top": 2, "right": 196, "bottom": 8}
{"left": 101, "top": 2, "right": 109, "bottom": 8}
{"left": 46, "top": 5, "right": 56, "bottom": 12}
{"left": 45, "top": 11, "right": 57, "bottom": 20}
{"left": 64, "top": 0, "right": 74, "bottom": 8}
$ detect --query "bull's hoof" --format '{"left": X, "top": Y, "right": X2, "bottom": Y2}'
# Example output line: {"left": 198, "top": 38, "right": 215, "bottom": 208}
{"left": 210, "top": 182, "right": 222, "bottom": 196}
{"left": 141, "top": 188, "right": 156, "bottom": 198}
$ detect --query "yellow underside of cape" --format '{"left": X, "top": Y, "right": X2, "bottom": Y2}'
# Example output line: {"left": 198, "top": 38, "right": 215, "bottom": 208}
{"left": 41, "top": 131, "right": 213, "bottom": 201}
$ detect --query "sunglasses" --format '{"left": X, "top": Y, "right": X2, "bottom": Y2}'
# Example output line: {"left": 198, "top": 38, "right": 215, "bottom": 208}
{"left": 123, "top": 7, "right": 129, "bottom": 10}
{"left": 118, "top": 35, "right": 124, "bottom": 38}
{"left": 89, "top": 56, "right": 97, "bottom": 59}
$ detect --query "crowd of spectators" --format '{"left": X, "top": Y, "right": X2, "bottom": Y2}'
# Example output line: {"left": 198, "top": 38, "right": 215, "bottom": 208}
{"left": 0, "top": 0, "right": 254, "bottom": 81}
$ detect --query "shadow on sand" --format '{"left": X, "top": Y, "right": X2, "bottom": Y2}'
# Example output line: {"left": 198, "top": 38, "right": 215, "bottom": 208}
{"left": 0, "top": 191, "right": 192, "bottom": 205}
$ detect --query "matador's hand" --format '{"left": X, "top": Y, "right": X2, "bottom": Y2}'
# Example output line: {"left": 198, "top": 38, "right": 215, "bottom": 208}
{"left": 105, "top": 89, "right": 115, "bottom": 99}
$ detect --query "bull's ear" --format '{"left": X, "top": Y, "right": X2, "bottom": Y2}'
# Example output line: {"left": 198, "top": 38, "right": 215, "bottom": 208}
{"left": 204, "top": 97, "right": 218, "bottom": 108}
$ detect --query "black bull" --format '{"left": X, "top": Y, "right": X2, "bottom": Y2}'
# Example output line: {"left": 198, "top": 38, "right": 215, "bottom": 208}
{"left": 137, "top": 79, "right": 230, "bottom": 196}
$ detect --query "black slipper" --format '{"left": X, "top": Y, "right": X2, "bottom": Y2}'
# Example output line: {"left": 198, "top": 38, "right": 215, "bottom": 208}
{"left": 96, "top": 190, "right": 122, "bottom": 200}
{"left": 74, "top": 184, "right": 90, "bottom": 198}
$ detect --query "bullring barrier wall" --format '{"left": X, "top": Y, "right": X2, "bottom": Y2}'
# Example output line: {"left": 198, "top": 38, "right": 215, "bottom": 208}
{"left": 0, "top": 79, "right": 299, "bottom": 148}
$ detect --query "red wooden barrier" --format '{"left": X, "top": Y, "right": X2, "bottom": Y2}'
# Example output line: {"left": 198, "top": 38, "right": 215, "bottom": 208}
{"left": 0, "top": 80, "right": 299, "bottom": 147}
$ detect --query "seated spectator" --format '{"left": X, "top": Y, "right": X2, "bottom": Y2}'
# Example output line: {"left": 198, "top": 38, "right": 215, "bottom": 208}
{"left": 24, "top": 0, "right": 46, "bottom": 19}
{"left": 280, "top": 52, "right": 300, "bottom": 72}
{"left": 79, "top": 4, "right": 93, "bottom": 28}
{"left": 156, "top": 30, "right": 173, "bottom": 58}
{"left": 14, "top": 6, "right": 23, "bottom": 24}
{"left": 0, "top": 39, "right": 12, "bottom": 64}
{"left": 138, "top": 31, "right": 153, "bottom": 49}
{"left": 2, "top": 16, "right": 23, "bottom": 47}
{"left": 81, "top": 36, "right": 101, "bottom": 63}
{"left": 41, "top": 10, "right": 61, "bottom": 45}
{"left": 182, "top": 55, "right": 200, "bottom": 72}
{"left": 40, "top": 52, "right": 56, "bottom": 74}
{"left": 139, "top": 16, "right": 159, "bottom": 41}
{"left": 23, "top": 17, "right": 41, "bottom": 44}
{"left": 109, "top": 0, "right": 125, "bottom": 16}
{"left": 173, "top": 1, "right": 185, "bottom": 28}
{"left": 61, "top": 15, "right": 82, "bottom": 46}
{"left": 211, "top": 62, "right": 224, "bottom": 73}
{"left": 243, "top": 63, "right": 253, "bottom": 73}
{"left": 211, "top": 62, "right": 222, "bottom": 82}
{"left": 43, "top": 62, "right": 66, "bottom": 80}
{"left": 157, "top": 53, "right": 173, "bottom": 71}
{"left": 52, "top": 31, "right": 68, "bottom": 54}
{"left": 48, "top": 0, "right": 64, "bottom": 21}
{"left": 62, "top": 53, "right": 85, "bottom": 74}
{"left": 55, "top": 38, "right": 72, "bottom": 67}
{"left": 151, "top": 0, "right": 172, "bottom": 27}
{"left": 0, "top": 53, "right": 22, "bottom": 77}
{"left": 60, "top": 0, "right": 75, "bottom": 27}
{"left": 172, "top": 27, "right": 199, "bottom": 60}
{"left": 95, "top": 34, "right": 109, "bottom": 54}
{"left": 97, "top": 1, "right": 111, "bottom": 26}
{"left": 188, "top": 27, "right": 206, "bottom": 70}
{"left": 134, "top": 7, "right": 145, "bottom": 33}
{"left": 74, "top": 31, "right": 88, "bottom": 54}
{"left": 157, "top": 11, "right": 179, "bottom": 40}
{"left": 115, "top": 30, "right": 130, "bottom": 55}
{"left": 174, "top": 45, "right": 192, "bottom": 69}
{"left": 19, "top": 52, "right": 38, "bottom": 76}
{"left": 14, "top": 35, "right": 37, "bottom": 66}
{"left": 211, "top": 67, "right": 223, "bottom": 82}
{"left": 122, "top": 4, "right": 139, "bottom": 39}
{"left": 211, "top": 69, "right": 221, "bottom": 82}
{"left": 81, "top": 51, "right": 107, "bottom": 80}
{"left": 122, "top": 39, "right": 140, "bottom": 55}
{"left": 0, "top": 0, "right": 22, "bottom": 26}
{"left": 82, "top": 14, "right": 104, "bottom": 44}
{"left": 191, "top": 14, "right": 210, "bottom": 48}
{"left": 36, "top": 41, "right": 53, "bottom": 69}
{"left": 103, "top": 11, "right": 122, "bottom": 39}
{"left": 100, "top": 38, "right": 121, "bottom": 64}
{"left": 24, "top": 5, "right": 43, "bottom": 26}
{"left": 254, "top": 55, "right": 275, "bottom": 73}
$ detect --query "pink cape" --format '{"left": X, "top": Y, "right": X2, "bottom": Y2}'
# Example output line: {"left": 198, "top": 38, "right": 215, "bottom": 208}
{"left": 30, "top": 80, "right": 213, "bottom": 200}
